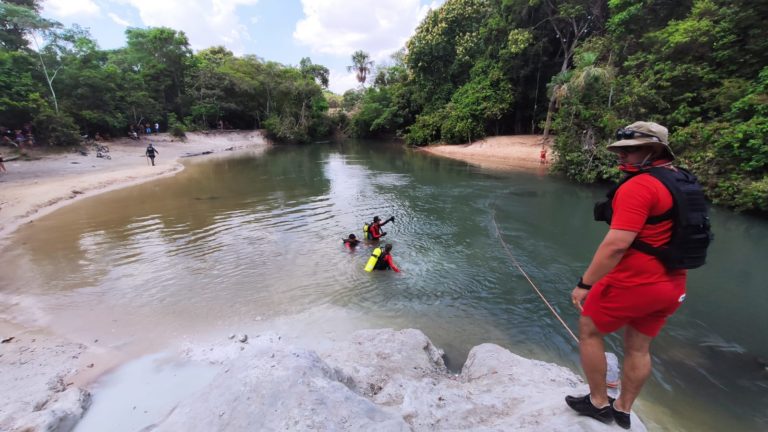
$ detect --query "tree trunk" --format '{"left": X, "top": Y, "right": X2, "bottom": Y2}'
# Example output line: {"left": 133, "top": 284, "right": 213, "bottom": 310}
{"left": 542, "top": 90, "right": 558, "bottom": 139}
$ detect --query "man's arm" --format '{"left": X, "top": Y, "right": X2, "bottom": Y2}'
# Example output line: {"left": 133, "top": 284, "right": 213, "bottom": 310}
{"left": 571, "top": 229, "right": 637, "bottom": 309}
{"left": 380, "top": 216, "right": 394, "bottom": 227}
{"left": 385, "top": 255, "right": 400, "bottom": 273}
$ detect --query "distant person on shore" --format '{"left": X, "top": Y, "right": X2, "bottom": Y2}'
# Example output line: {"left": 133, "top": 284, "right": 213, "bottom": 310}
{"left": 145, "top": 123, "right": 152, "bottom": 134}
{"left": 540, "top": 147, "right": 548, "bottom": 165}
{"left": 145, "top": 143, "right": 159, "bottom": 166}
{"left": 14, "top": 130, "right": 24, "bottom": 148}
{"left": 0, "top": 153, "right": 6, "bottom": 173}
{"left": 1, "top": 126, "right": 13, "bottom": 147}
{"left": 154, "top": 122, "right": 160, "bottom": 134}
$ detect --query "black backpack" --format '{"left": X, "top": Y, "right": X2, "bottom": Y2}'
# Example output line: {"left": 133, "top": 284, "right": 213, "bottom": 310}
{"left": 594, "top": 167, "right": 713, "bottom": 270}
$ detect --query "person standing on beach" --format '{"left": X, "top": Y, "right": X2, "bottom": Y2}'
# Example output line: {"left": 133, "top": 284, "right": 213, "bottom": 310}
{"left": 566, "top": 121, "right": 708, "bottom": 429}
{"left": 154, "top": 122, "right": 160, "bottom": 134}
{"left": 145, "top": 143, "right": 159, "bottom": 166}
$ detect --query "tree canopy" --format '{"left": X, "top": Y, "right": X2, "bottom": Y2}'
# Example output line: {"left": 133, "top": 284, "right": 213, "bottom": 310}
{"left": 2, "top": 0, "right": 766, "bottom": 211}
{"left": 0, "top": 1, "right": 331, "bottom": 145}
{"left": 343, "top": 0, "right": 767, "bottom": 212}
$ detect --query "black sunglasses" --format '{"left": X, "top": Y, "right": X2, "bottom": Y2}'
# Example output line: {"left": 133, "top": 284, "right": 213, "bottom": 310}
{"left": 616, "top": 128, "right": 660, "bottom": 141}
{"left": 615, "top": 146, "right": 645, "bottom": 154}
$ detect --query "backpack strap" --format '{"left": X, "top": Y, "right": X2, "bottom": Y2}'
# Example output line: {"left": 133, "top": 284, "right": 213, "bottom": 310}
{"left": 630, "top": 167, "right": 690, "bottom": 258}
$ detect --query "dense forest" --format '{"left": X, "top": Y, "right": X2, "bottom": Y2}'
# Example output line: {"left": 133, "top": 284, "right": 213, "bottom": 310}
{"left": 348, "top": 0, "right": 767, "bottom": 213}
{"left": 1, "top": 0, "right": 766, "bottom": 212}
{"left": 0, "top": 0, "right": 332, "bottom": 146}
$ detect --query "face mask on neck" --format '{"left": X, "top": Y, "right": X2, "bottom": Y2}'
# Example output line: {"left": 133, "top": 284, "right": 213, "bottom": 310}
{"left": 619, "top": 157, "right": 673, "bottom": 173}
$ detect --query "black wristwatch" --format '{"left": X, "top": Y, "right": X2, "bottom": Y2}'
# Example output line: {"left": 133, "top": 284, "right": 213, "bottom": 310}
{"left": 577, "top": 277, "right": 593, "bottom": 290}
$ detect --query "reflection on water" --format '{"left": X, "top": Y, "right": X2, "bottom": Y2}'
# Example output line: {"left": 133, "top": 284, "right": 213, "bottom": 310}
{"left": 1, "top": 141, "right": 767, "bottom": 431}
{"left": 74, "top": 353, "right": 218, "bottom": 432}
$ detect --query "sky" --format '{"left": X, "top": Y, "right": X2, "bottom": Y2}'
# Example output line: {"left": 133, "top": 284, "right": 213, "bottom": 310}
{"left": 40, "top": 0, "right": 445, "bottom": 94}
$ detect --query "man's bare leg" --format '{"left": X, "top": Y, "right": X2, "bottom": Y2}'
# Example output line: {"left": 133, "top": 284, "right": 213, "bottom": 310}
{"left": 578, "top": 315, "right": 610, "bottom": 406}
{"left": 614, "top": 326, "right": 653, "bottom": 412}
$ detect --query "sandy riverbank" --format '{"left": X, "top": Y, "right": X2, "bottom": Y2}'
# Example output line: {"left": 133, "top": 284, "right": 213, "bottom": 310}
{"left": 0, "top": 130, "right": 270, "bottom": 430}
{"left": 0, "top": 130, "right": 269, "bottom": 243}
{"left": 419, "top": 134, "right": 553, "bottom": 171}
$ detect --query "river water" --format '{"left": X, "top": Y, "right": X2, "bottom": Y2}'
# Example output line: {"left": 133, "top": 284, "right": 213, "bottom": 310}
{"left": 1, "top": 140, "right": 766, "bottom": 431}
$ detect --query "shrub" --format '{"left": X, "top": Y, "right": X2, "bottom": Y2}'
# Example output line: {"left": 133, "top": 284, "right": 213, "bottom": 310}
{"left": 32, "top": 110, "right": 80, "bottom": 146}
{"left": 167, "top": 113, "right": 187, "bottom": 139}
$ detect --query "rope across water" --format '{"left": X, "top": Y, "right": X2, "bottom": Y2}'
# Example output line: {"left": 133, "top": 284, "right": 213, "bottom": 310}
{"left": 489, "top": 204, "right": 578, "bottom": 344}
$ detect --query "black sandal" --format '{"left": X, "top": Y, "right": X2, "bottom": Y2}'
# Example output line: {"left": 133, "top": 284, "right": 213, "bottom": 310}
{"left": 565, "top": 394, "right": 614, "bottom": 424}
{"left": 611, "top": 401, "right": 631, "bottom": 429}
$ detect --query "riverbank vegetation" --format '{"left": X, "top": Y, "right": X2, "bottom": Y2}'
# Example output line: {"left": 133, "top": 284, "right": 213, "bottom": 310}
{"left": 0, "top": 0, "right": 330, "bottom": 146}
{"left": 2, "top": 0, "right": 765, "bottom": 212}
{"left": 343, "top": 0, "right": 767, "bottom": 212}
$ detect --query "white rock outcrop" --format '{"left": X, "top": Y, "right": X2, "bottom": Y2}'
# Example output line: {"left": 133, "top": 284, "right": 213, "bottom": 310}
{"left": 152, "top": 329, "right": 645, "bottom": 431}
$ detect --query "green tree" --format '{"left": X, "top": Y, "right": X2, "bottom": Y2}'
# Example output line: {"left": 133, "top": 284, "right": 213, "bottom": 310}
{"left": 0, "top": 49, "right": 44, "bottom": 126}
{"left": 124, "top": 27, "right": 192, "bottom": 114}
{"left": 539, "top": 0, "right": 605, "bottom": 139}
{"left": 299, "top": 57, "right": 329, "bottom": 89}
{"left": 347, "top": 50, "right": 374, "bottom": 87}
{"left": 0, "top": 0, "right": 44, "bottom": 50}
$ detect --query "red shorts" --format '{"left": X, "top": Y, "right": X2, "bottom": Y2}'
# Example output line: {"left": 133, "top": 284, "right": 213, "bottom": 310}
{"left": 582, "top": 279, "right": 686, "bottom": 337}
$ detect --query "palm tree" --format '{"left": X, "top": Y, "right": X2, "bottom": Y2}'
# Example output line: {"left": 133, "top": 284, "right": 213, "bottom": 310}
{"left": 542, "top": 51, "right": 613, "bottom": 140}
{"left": 347, "top": 50, "right": 374, "bottom": 87}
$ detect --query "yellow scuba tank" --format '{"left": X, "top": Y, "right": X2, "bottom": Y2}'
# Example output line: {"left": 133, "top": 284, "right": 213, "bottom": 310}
{"left": 363, "top": 223, "right": 370, "bottom": 240}
{"left": 364, "top": 247, "right": 382, "bottom": 272}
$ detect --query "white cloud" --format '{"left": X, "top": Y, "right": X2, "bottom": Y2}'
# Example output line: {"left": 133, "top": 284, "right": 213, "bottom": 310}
{"left": 329, "top": 68, "right": 362, "bottom": 94}
{"left": 115, "top": 0, "right": 261, "bottom": 53}
{"left": 43, "top": 0, "right": 101, "bottom": 17}
{"left": 108, "top": 12, "right": 132, "bottom": 27}
{"left": 294, "top": 0, "right": 441, "bottom": 62}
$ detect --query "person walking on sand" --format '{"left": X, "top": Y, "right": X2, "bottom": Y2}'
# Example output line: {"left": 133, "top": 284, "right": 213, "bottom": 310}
{"left": 145, "top": 143, "right": 159, "bottom": 166}
{"left": 566, "top": 121, "right": 710, "bottom": 429}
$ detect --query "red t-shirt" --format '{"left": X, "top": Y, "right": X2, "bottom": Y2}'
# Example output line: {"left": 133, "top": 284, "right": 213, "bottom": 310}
{"left": 382, "top": 254, "right": 400, "bottom": 272}
{"left": 604, "top": 173, "right": 687, "bottom": 287}
{"left": 370, "top": 223, "right": 383, "bottom": 239}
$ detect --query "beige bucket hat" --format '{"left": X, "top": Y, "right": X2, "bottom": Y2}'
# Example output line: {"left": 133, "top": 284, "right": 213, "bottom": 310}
{"left": 607, "top": 121, "right": 675, "bottom": 160}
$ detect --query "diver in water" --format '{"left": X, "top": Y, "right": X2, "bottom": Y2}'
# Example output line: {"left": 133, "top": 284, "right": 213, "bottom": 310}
{"left": 365, "top": 215, "right": 394, "bottom": 240}
{"left": 372, "top": 243, "right": 400, "bottom": 272}
{"left": 342, "top": 233, "right": 360, "bottom": 249}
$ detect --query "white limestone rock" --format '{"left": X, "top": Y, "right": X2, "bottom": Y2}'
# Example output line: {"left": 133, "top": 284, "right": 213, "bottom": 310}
{"left": 152, "top": 328, "right": 645, "bottom": 431}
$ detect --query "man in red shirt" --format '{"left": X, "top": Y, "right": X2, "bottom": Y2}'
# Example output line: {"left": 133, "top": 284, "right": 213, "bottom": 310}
{"left": 368, "top": 216, "right": 394, "bottom": 240}
{"left": 566, "top": 122, "right": 686, "bottom": 429}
